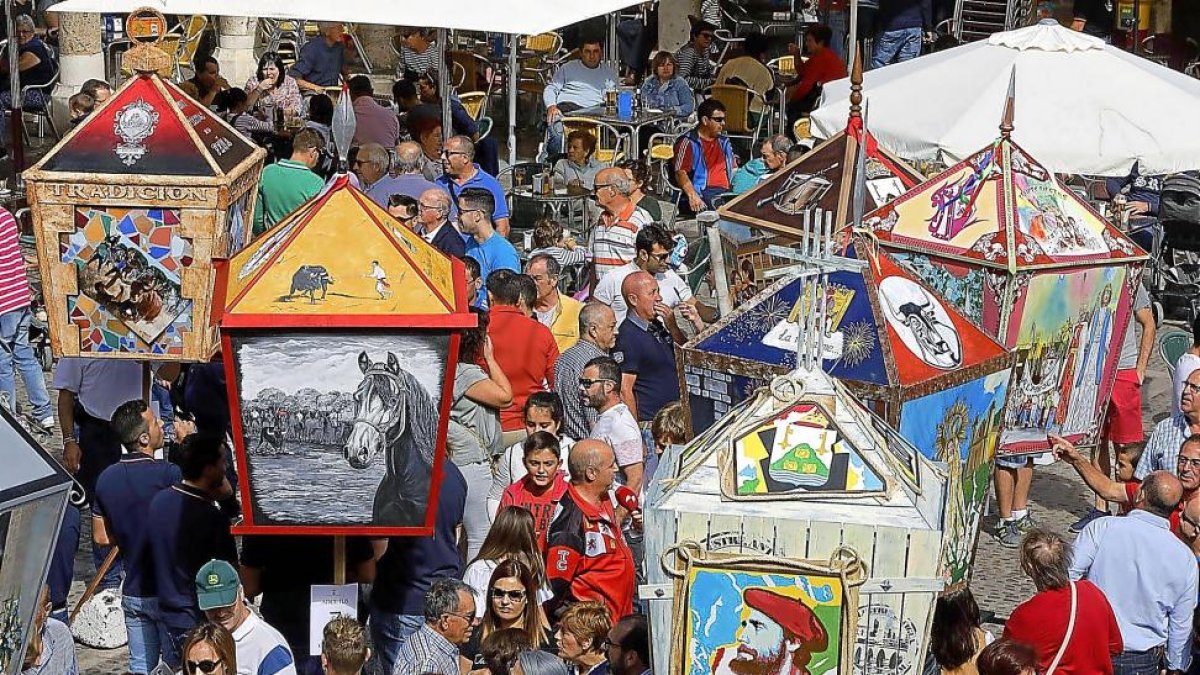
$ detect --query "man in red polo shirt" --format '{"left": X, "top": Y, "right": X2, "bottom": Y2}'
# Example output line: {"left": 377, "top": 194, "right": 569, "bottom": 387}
{"left": 544, "top": 439, "right": 635, "bottom": 623}
{"left": 487, "top": 270, "right": 559, "bottom": 447}
{"left": 785, "top": 24, "right": 847, "bottom": 132}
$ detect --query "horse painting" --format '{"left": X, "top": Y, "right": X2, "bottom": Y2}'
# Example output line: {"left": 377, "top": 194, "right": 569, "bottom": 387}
{"left": 344, "top": 351, "right": 438, "bottom": 526}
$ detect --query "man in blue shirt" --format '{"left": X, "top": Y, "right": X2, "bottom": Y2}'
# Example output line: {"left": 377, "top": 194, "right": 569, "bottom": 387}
{"left": 289, "top": 22, "right": 347, "bottom": 92}
{"left": 368, "top": 458, "right": 467, "bottom": 675}
{"left": 94, "top": 400, "right": 191, "bottom": 675}
{"left": 436, "top": 135, "right": 511, "bottom": 236}
{"left": 458, "top": 187, "right": 520, "bottom": 308}
{"left": 1064, "top": 466, "right": 1198, "bottom": 675}
{"left": 146, "top": 433, "right": 237, "bottom": 668}
{"left": 612, "top": 271, "right": 686, "bottom": 425}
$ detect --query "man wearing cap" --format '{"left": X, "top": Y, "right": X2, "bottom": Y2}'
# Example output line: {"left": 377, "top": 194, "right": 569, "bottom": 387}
{"left": 196, "top": 559, "right": 297, "bottom": 675}
{"left": 711, "top": 587, "right": 829, "bottom": 675}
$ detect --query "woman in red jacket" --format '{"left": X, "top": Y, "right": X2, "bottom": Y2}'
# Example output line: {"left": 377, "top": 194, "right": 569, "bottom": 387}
{"left": 1003, "top": 530, "right": 1123, "bottom": 674}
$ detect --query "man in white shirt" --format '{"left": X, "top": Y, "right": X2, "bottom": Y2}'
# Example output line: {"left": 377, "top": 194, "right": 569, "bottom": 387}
{"left": 582, "top": 356, "right": 643, "bottom": 493}
{"left": 543, "top": 37, "right": 619, "bottom": 156}
{"left": 594, "top": 225, "right": 712, "bottom": 331}
{"left": 1174, "top": 317, "right": 1200, "bottom": 411}
{"left": 196, "top": 559, "right": 298, "bottom": 675}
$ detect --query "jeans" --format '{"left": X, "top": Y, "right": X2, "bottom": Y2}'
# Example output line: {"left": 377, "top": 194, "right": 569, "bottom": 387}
{"left": 544, "top": 102, "right": 584, "bottom": 158}
{"left": 459, "top": 460, "right": 493, "bottom": 562}
{"left": 123, "top": 595, "right": 170, "bottom": 675}
{"left": 870, "top": 27, "right": 922, "bottom": 69}
{"left": 368, "top": 608, "right": 423, "bottom": 675}
{"left": 1112, "top": 649, "right": 1163, "bottom": 675}
{"left": 0, "top": 306, "right": 52, "bottom": 420}
{"left": 827, "top": 9, "right": 849, "bottom": 61}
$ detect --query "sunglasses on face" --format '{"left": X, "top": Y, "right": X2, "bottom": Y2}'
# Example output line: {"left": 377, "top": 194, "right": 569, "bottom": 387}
{"left": 186, "top": 660, "right": 223, "bottom": 674}
{"left": 709, "top": 116, "right": 727, "bottom": 124}
{"left": 648, "top": 251, "right": 670, "bottom": 262}
{"left": 491, "top": 588, "right": 527, "bottom": 601}
{"left": 578, "top": 377, "right": 613, "bottom": 389}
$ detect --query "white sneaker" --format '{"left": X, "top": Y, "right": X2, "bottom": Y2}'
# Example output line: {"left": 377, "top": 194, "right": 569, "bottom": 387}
{"left": 39, "top": 415, "right": 54, "bottom": 430}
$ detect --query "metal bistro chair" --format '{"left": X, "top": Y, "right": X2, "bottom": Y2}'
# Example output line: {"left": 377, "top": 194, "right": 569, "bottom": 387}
{"left": 710, "top": 83, "right": 768, "bottom": 152}
{"left": 458, "top": 91, "right": 493, "bottom": 139}
{"left": 0, "top": 39, "right": 61, "bottom": 142}
{"left": 560, "top": 117, "right": 627, "bottom": 166}
{"left": 645, "top": 131, "right": 682, "bottom": 211}
{"left": 1161, "top": 329, "right": 1194, "bottom": 377}
{"left": 172, "top": 14, "right": 208, "bottom": 81}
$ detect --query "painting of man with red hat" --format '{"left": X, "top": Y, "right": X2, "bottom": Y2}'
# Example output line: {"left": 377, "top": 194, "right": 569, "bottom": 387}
{"left": 681, "top": 564, "right": 845, "bottom": 675}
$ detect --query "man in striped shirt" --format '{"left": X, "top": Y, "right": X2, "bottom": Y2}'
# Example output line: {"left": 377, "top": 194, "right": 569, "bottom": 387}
{"left": 589, "top": 167, "right": 652, "bottom": 282}
{"left": 0, "top": 207, "right": 53, "bottom": 429}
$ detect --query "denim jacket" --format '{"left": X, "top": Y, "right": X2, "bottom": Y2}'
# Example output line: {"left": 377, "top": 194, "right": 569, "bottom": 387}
{"left": 640, "top": 76, "right": 695, "bottom": 118}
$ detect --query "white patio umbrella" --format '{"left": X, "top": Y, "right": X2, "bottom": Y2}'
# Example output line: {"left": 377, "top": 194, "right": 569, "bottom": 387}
{"left": 810, "top": 22, "right": 1200, "bottom": 176}
{"left": 52, "top": 0, "right": 643, "bottom": 165}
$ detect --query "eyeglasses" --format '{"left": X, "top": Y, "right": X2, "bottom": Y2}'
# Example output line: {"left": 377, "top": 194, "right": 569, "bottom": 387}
{"left": 491, "top": 588, "right": 527, "bottom": 602}
{"left": 440, "top": 150, "right": 468, "bottom": 158}
{"left": 1183, "top": 382, "right": 1200, "bottom": 395}
{"left": 709, "top": 116, "right": 727, "bottom": 124}
{"left": 443, "top": 610, "right": 478, "bottom": 623}
{"left": 648, "top": 251, "right": 671, "bottom": 262}
{"left": 593, "top": 183, "right": 615, "bottom": 193}
{"left": 186, "top": 660, "right": 223, "bottom": 674}
{"left": 578, "top": 377, "right": 614, "bottom": 389}
{"left": 419, "top": 203, "right": 443, "bottom": 211}
{"left": 1178, "top": 456, "right": 1200, "bottom": 469}
{"left": 459, "top": 208, "right": 484, "bottom": 218}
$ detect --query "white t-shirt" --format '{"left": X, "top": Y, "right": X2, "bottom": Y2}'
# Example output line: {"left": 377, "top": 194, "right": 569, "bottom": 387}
{"left": 232, "top": 611, "right": 297, "bottom": 675}
{"left": 592, "top": 261, "right": 693, "bottom": 325}
{"left": 1174, "top": 353, "right": 1200, "bottom": 411}
{"left": 486, "top": 436, "right": 576, "bottom": 521}
{"left": 591, "top": 402, "right": 644, "bottom": 469}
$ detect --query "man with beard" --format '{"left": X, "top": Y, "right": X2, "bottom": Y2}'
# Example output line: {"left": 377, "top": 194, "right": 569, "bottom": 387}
{"left": 711, "top": 588, "right": 829, "bottom": 675}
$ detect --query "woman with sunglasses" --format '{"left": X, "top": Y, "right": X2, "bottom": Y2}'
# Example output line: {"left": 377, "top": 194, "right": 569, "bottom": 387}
{"left": 244, "top": 52, "right": 302, "bottom": 119}
{"left": 555, "top": 601, "right": 611, "bottom": 675}
{"left": 179, "top": 622, "right": 237, "bottom": 675}
{"left": 463, "top": 507, "right": 551, "bottom": 619}
{"left": 460, "top": 560, "right": 548, "bottom": 672}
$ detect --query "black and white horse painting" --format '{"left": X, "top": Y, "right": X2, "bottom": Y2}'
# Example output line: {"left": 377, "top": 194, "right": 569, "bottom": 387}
{"left": 344, "top": 351, "right": 438, "bottom": 526}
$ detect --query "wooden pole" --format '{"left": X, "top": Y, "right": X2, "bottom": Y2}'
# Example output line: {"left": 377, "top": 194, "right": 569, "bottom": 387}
{"left": 69, "top": 546, "right": 120, "bottom": 625}
{"left": 333, "top": 536, "right": 346, "bottom": 585}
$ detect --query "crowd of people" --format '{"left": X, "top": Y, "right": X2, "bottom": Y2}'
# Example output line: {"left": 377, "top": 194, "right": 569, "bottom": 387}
{"left": 2, "top": 3, "right": 1199, "bottom": 675}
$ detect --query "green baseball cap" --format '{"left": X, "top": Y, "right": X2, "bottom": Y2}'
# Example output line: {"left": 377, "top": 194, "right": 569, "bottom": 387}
{"left": 195, "top": 559, "right": 239, "bottom": 611}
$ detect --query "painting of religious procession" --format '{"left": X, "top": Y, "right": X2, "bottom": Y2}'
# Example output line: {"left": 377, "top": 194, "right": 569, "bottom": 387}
{"left": 229, "top": 331, "right": 450, "bottom": 531}
{"left": 999, "top": 266, "right": 1133, "bottom": 450}
{"left": 726, "top": 401, "right": 887, "bottom": 499}
{"left": 675, "top": 555, "right": 852, "bottom": 675}
{"left": 899, "top": 371, "right": 1011, "bottom": 586}
{"left": 61, "top": 207, "right": 194, "bottom": 354}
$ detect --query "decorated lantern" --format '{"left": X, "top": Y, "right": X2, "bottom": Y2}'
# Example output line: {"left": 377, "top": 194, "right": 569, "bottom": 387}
{"left": 863, "top": 99, "right": 1145, "bottom": 454}
{"left": 678, "top": 241, "right": 1013, "bottom": 588}
{"left": 217, "top": 177, "right": 474, "bottom": 536}
{"left": 0, "top": 409, "right": 73, "bottom": 675}
{"left": 647, "top": 364, "right": 950, "bottom": 675}
{"left": 713, "top": 51, "right": 923, "bottom": 288}
{"left": 23, "top": 14, "right": 266, "bottom": 361}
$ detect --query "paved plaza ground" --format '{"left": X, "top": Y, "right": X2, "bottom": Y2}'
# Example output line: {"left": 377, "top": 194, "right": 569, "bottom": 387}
{"left": 40, "top": 328, "right": 1177, "bottom": 673}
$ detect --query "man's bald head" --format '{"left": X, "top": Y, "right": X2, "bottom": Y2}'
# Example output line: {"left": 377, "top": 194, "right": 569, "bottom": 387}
{"left": 568, "top": 439, "right": 616, "bottom": 485}
{"left": 1141, "top": 471, "right": 1184, "bottom": 518}
{"left": 622, "top": 271, "right": 659, "bottom": 322}
{"left": 395, "top": 141, "right": 424, "bottom": 173}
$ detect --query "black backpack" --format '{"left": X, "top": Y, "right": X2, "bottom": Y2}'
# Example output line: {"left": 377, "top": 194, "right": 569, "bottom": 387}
{"left": 1159, "top": 173, "right": 1200, "bottom": 225}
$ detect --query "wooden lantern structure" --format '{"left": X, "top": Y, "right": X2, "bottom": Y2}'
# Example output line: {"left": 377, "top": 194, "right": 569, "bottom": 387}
{"left": 217, "top": 177, "right": 474, "bottom": 536}
{"left": 714, "top": 50, "right": 924, "bottom": 281}
{"left": 23, "top": 69, "right": 265, "bottom": 360}
{"left": 863, "top": 107, "right": 1146, "bottom": 454}
{"left": 678, "top": 242, "right": 1014, "bottom": 588}
{"left": 647, "top": 364, "right": 950, "bottom": 675}
{"left": 0, "top": 408, "right": 73, "bottom": 675}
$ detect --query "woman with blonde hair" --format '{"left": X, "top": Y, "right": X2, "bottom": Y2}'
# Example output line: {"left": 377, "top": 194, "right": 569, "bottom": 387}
{"left": 461, "top": 560, "right": 548, "bottom": 671}
{"left": 179, "top": 622, "right": 237, "bottom": 675}
{"left": 555, "top": 601, "right": 611, "bottom": 675}
{"left": 462, "top": 506, "right": 549, "bottom": 617}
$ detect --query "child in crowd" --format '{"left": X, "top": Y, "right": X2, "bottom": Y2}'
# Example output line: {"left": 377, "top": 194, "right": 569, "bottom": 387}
{"left": 648, "top": 401, "right": 688, "bottom": 483}
{"left": 498, "top": 431, "right": 570, "bottom": 550}
{"left": 488, "top": 392, "right": 575, "bottom": 521}
{"left": 67, "top": 92, "right": 93, "bottom": 126}
{"left": 462, "top": 255, "right": 483, "bottom": 309}
{"left": 528, "top": 218, "right": 587, "bottom": 268}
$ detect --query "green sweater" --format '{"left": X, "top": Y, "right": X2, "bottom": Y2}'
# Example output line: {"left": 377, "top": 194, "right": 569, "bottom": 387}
{"left": 253, "top": 159, "right": 324, "bottom": 235}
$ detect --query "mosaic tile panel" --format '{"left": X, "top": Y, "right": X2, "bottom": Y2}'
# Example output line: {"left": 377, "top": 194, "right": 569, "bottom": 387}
{"left": 61, "top": 207, "right": 194, "bottom": 355}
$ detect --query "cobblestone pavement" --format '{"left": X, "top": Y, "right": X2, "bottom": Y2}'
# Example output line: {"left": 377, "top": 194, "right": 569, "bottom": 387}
{"left": 44, "top": 329, "right": 1180, "bottom": 672}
